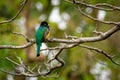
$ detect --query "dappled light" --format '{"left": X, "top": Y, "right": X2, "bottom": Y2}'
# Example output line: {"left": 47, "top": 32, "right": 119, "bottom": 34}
{"left": 0, "top": 0, "right": 120, "bottom": 80}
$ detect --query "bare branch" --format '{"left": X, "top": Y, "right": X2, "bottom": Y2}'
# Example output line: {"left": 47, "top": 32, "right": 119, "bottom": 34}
{"left": 95, "top": 3, "right": 120, "bottom": 11}
{"left": 0, "top": 40, "right": 35, "bottom": 49}
{"left": 0, "top": 0, "right": 28, "bottom": 24}
{"left": 65, "top": 0, "right": 120, "bottom": 25}
{"left": 65, "top": 0, "right": 120, "bottom": 11}
{"left": 0, "top": 49, "right": 65, "bottom": 77}
{"left": 6, "top": 57, "right": 19, "bottom": 65}
{"left": 17, "top": 56, "right": 35, "bottom": 74}
{"left": 77, "top": 7, "right": 119, "bottom": 25}
{"left": 78, "top": 44, "right": 120, "bottom": 66}
{"left": 0, "top": 25, "right": 120, "bottom": 49}
{"left": 41, "top": 49, "right": 65, "bottom": 76}
{"left": 0, "top": 40, "right": 119, "bottom": 76}
{"left": 0, "top": 68, "right": 22, "bottom": 76}
{"left": 12, "top": 32, "right": 31, "bottom": 42}
{"left": 0, "top": 0, "right": 120, "bottom": 77}
{"left": 93, "top": 30, "right": 104, "bottom": 35}
{"left": 49, "top": 25, "right": 120, "bottom": 43}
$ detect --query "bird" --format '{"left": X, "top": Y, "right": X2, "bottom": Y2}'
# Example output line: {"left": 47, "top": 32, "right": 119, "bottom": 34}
{"left": 35, "top": 21, "right": 50, "bottom": 57}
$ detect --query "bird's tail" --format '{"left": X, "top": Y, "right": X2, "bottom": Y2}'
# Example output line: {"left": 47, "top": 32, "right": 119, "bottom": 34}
{"left": 36, "top": 43, "right": 41, "bottom": 57}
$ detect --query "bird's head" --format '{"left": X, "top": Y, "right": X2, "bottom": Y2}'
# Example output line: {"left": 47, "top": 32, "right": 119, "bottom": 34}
{"left": 40, "top": 21, "right": 48, "bottom": 27}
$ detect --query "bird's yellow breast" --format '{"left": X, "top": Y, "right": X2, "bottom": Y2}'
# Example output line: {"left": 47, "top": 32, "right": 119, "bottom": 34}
{"left": 45, "top": 31, "right": 50, "bottom": 40}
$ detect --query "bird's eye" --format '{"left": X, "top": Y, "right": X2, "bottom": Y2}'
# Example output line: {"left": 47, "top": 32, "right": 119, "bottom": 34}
{"left": 45, "top": 24, "right": 47, "bottom": 25}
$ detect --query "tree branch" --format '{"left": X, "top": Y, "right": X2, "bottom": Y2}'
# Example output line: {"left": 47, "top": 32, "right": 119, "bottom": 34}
{"left": 0, "top": 41, "right": 35, "bottom": 49}
{"left": 0, "top": 25, "right": 120, "bottom": 49}
{"left": 65, "top": 0, "right": 120, "bottom": 11}
{"left": 0, "top": 48, "right": 65, "bottom": 77}
{"left": 12, "top": 32, "right": 31, "bottom": 42}
{"left": 0, "top": 0, "right": 120, "bottom": 77}
{"left": 49, "top": 25, "right": 120, "bottom": 43}
{"left": 77, "top": 7, "right": 119, "bottom": 25}
{"left": 78, "top": 45, "right": 120, "bottom": 66}
{"left": 0, "top": 0, "right": 28, "bottom": 24}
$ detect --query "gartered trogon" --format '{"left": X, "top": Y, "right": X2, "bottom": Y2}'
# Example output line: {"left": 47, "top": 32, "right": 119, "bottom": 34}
{"left": 35, "top": 21, "right": 50, "bottom": 57}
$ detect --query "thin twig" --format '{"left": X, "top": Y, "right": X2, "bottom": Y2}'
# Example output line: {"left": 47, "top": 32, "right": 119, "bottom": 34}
{"left": 12, "top": 32, "right": 30, "bottom": 42}
{"left": 6, "top": 57, "right": 19, "bottom": 65}
{"left": 77, "top": 7, "right": 119, "bottom": 25}
{"left": 0, "top": 68, "right": 22, "bottom": 76}
{"left": 95, "top": 3, "right": 120, "bottom": 11}
{"left": 78, "top": 44, "right": 120, "bottom": 66}
{"left": 44, "top": 49, "right": 64, "bottom": 76}
{"left": 0, "top": 0, "right": 28, "bottom": 24}
{"left": 16, "top": 56, "right": 35, "bottom": 74}
{"left": 65, "top": 0, "right": 120, "bottom": 11}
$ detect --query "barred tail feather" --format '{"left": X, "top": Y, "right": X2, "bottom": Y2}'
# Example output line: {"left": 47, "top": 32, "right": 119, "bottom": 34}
{"left": 37, "top": 43, "right": 41, "bottom": 57}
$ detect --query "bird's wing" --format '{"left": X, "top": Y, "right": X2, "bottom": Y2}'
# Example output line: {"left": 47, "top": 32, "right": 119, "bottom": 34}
{"left": 35, "top": 27, "right": 46, "bottom": 44}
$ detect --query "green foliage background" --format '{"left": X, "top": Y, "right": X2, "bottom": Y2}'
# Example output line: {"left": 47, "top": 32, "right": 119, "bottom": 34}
{"left": 0, "top": 0, "right": 120, "bottom": 80}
